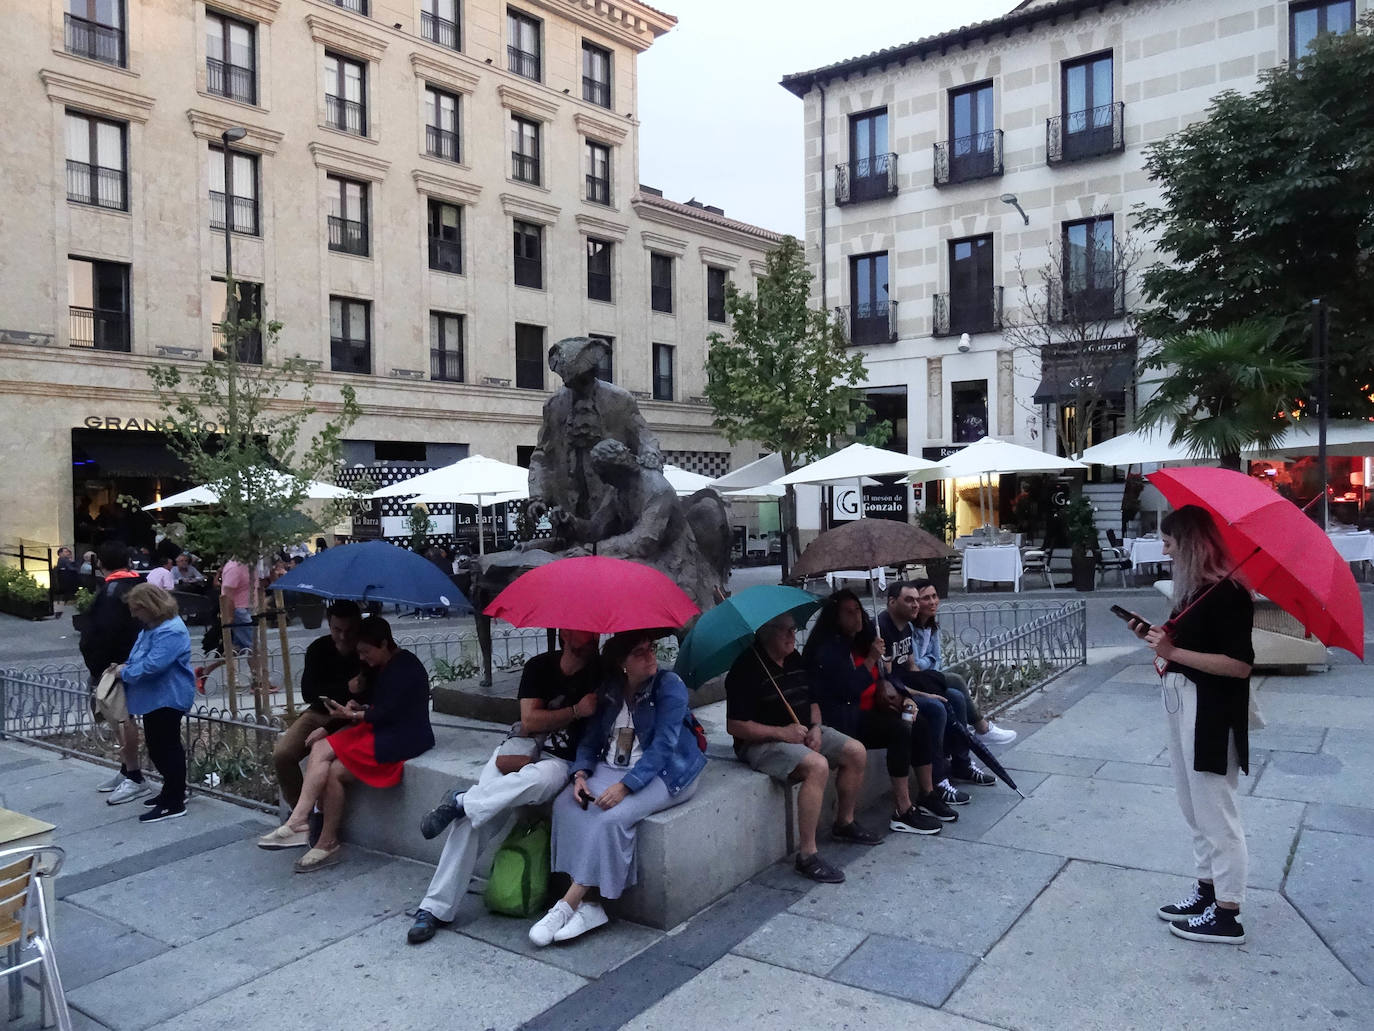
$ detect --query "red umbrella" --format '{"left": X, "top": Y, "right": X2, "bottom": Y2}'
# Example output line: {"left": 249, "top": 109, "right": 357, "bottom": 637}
{"left": 1147, "top": 467, "right": 1364, "bottom": 659}
{"left": 483, "top": 555, "right": 699, "bottom": 633}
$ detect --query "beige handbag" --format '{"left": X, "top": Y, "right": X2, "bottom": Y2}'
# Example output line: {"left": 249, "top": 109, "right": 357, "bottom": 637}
{"left": 93, "top": 667, "right": 130, "bottom": 724}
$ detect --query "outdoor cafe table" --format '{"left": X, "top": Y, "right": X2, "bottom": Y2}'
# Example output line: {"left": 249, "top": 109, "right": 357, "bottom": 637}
{"left": 962, "top": 544, "right": 1023, "bottom": 591}
{"left": 1327, "top": 530, "right": 1374, "bottom": 579}
{"left": 0, "top": 806, "right": 56, "bottom": 920}
{"left": 1128, "top": 536, "right": 1171, "bottom": 571}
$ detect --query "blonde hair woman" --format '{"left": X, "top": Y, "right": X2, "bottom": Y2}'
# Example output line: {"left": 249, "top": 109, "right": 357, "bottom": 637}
{"left": 117, "top": 583, "right": 196, "bottom": 823}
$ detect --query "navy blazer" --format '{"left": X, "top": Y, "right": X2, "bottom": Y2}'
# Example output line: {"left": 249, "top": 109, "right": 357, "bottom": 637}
{"left": 363, "top": 649, "right": 435, "bottom": 764}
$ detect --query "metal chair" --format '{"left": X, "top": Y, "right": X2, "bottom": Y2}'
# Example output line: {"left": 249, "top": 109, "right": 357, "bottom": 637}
{"left": 1106, "top": 529, "right": 1124, "bottom": 550}
{"left": 1097, "top": 535, "right": 1132, "bottom": 588}
{"left": 2, "top": 845, "right": 71, "bottom": 1031}
{"left": 1020, "top": 544, "right": 1054, "bottom": 589}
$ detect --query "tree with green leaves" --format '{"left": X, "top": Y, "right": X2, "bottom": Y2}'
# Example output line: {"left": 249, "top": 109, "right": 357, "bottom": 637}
{"left": 704, "top": 235, "right": 889, "bottom": 573}
{"left": 1135, "top": 16, "right": 1374, "bottom": 418}
{"left": 1135, "top": 321, "right": 1310, "bottom": 471}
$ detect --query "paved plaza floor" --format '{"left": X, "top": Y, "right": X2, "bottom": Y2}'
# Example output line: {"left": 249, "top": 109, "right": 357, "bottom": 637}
{"left": 3, "top": 584, "right": 1371, "bottom": 1030}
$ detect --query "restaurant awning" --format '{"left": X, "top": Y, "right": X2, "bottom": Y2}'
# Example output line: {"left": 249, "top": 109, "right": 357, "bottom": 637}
{"left": 1033, "top": 340, "right": 1136, "bottom": 405}
{"left": 71, "top": 430, "right": 189, "bottom": 479}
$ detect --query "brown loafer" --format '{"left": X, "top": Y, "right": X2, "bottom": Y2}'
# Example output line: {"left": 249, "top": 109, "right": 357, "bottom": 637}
{"left": 294, "top": 845, "right": 343, "bottom": 873}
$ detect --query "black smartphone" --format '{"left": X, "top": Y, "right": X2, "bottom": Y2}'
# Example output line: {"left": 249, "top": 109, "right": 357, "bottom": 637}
{"left": 1110, "top": 605, "right": 1146, "bottom": 625}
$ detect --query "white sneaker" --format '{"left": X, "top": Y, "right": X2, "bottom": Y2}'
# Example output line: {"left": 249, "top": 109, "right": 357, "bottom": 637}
{"left": 97, "top": 769, "right": 127, "bottom": 792}
{"left": 529, "top": 900, "right": 574, "bottom": 947}
{"left": 107, "top": 778, "right": 152, "bottom": 805}
{"left": 976, "top": 722, "right": 1017, "bottom": 746}
{"left": 553, "top": 902, "right": 609, "bottom": 942}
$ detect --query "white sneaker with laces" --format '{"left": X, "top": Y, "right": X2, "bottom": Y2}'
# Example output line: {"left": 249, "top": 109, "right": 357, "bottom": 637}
{"left": 97, "top": 769, "right": 127, "bottom": 792}
{"left": 529, "top": 900, "right": 575, "bottom": 947}
{"left": 975, "top": 722, "right": 1017, "bottom": 746}
{"left": 553, "top": 902, "right": 609, "bottom": 942}
{"left": 107, "top": 778, "right": 152, "bottom": 805}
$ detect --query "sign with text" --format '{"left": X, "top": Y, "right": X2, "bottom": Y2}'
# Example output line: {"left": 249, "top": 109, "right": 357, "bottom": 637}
{"left": 831, "top": 485, "right": 908, "bottom": 523}
{"left": 351, "top": 498, "right": 382, "bottom": 539}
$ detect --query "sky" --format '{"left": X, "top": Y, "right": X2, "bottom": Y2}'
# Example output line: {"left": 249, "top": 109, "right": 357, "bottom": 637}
{"left": 636, "top": 0, "right": 1018, "bottom": 236}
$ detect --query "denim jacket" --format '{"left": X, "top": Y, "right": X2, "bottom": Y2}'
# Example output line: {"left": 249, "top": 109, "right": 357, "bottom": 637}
{"left": 122, "top": 617, "right": 195, "bottom": 716}
{"left": 572, "top": 669, "right": 707, "bottom": 796}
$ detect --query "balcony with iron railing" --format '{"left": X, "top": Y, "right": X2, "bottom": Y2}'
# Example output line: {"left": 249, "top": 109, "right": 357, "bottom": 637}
{"left": 426, "top": 124, "right": 460, "bottom": 163}
{"left": 1047, "top": 101, "right": 1125, "bottom": 165}
{"left": 206, "top": 58, "right": 255, "bottom": 104}
{"left": 421, "top": 10, "right": 459, "bottom": 50}
{"left": 583, "top": 75, "right": 610, "bottom": 108}
{"left": 514, "top": 255, "right": 542, "bottom": 289}
{"left": 330, "top": 338, "right": 371, "bottom": 374}
{"left": 328, "top": 215, "right": 368, "bottom": 256}
{"left": 586, "top": 173, "right": 610, "bottom": 205}
{"left": 515, "top": 358, "right": 544, "bottom": 389}
{"left": 835, "top": 300, "right": 898, "bottom": 346}
{"left": 1048, "top": 271, "right": 1127, "bottom": 323}
{"left": 69, "top": 306, "right": 129, "bottom": 352}
{"left": 511, "top": 151, "right": 540, "bottom": 185}
{"left": 707, "top": 294, "right": 727, "bottom": 323}
{"left": 428, "top": 236, "right": 462, "bottom": 274}
{"left": 508, "top": 45, "right": 540, "bottom": 81}
{"left": 587, "top": 270, "right": 612, "bottom": 302}
{"left": 64, "top": 13, "right": 124, "bottom": 66}
{"left": 210, "top": 191, "right": 259, "bottom": 235}
{"left": 933, "top": 287, "right": 1004, "bottom": 337}
{"left": 430, "top": 348, "right": 463, "bottom": 382}
{"left": 934, "top": 130, "right": 1003, "bottom": 187}
{"left": 212, "top": 324, "right": 263, "bottom": 364}
{"left": 653, "top": 374, "right": 674, "bottom": 401}
{"left": 66, "top": 161, "right": 126, "bottom": 210}
{"left": 331, "top": 0, "right": 368, "bottom": 13}
{"left": 325, "top": 94, "right": 366, "bottom": 136}
{"left": 835, "top": 153, "right": 897, "bottom": 206}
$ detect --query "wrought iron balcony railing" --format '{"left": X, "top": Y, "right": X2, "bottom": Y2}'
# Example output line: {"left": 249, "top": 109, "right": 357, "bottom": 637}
{"left": 586, "top": 173, "right": 610, "bottom": 205}
{"left": 206, "top": 58, "right": 255, "bottom": 104}
{"left": 933, "top": 287, "right": 1004, "bottom": 337}
{"left": 587, "top": 270, "right": 612, "bottom": 302}
{"left": 512, "top": 152, "right": 540, "bottom": 185}
{"left": 934, "top": 129, "right": 1003, "bottom": 186}
{"left": 835, "top": 153, "right": 897, "bottom": 206}
{"left": 835, "top": 300, "right": 898, "bottom": 346}
{"left": 327, "top": 215, "right": 368, "bottom": 256}
{"left": 212, "top": 324, "right": 263, "bottom": 364}
{"left": 325, "top": 94, "right": 366, "bottom": 135}
{"left": 332, "top": 0, "right": 368, "bottom": 13}
{"left": 69, "top": 306, "right": 129, "bottom": 352}
{"left": 651, "top": 285, "right": 673, "bottom": 314}
{"left": 514, "top": 255, "right": 542, "bottom": 289}
{"left": 583, "top": 75, "right": 610, "bottom": 108}
{"left": 64, "top": 13, "right": 124, "bottom": 66}
{"left": 430, "top": 348, "right": 463, "bottom": 382}
{"left": 426, "top": 124, "right": 460, "bottom": 163}
{"left": 1047, "top": 101, "right": 1125, "bottom": 165}
{"left": 66, "top": 161, "right": 126, "bottom": 210}
{"left": 421, "top": 11, "right": 459, "bottom": 50}
{"left": 210, "top": 191, "right": 259, "bottom": 235}
{"left": 330, "top": 337, "right": 371, "bottom": 374}
{"left": 1048, "top": 271, "right": 1127, "bottom": 323}
{"left": 428, "top": 236, "right": 462, "bottom": 274}
{"left": 508, "top": 46, "right": 540, "bottom": 81}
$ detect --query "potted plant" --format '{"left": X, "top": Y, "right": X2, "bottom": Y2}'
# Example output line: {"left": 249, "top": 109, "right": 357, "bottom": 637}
{"left": 916, "top": 504, "right": 957, "bottom": 597}
{"left": 296, "top": 595, "right": 326, "bottom": 630}
{"left": 1066, "top": 494, "right": 1099, "bottom": 592}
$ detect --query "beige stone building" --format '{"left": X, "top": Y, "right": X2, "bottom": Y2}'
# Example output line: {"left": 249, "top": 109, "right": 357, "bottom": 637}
{"left": 1, "top": 0, "right": 780, "bottom": 550}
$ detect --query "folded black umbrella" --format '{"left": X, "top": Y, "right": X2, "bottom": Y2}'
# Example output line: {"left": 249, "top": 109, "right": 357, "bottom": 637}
{"left": 946, "top": 716, "right": 1026, "bottom": 799}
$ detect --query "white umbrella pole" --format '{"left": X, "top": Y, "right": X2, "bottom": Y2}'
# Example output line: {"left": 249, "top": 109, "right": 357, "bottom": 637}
{"left": 477, "top": 494, "right": 486, "bottom": 556}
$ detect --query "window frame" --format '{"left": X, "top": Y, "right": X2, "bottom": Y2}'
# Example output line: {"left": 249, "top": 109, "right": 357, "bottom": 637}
{"left": 429, "top": 309, "right": 465, "bottom": 382}
{"left": 67, "top": 255, "right": 131, "bottom": 352}
{"left": 329, "top": 296, "right": 372, "bottom": 375}
{"left": 64, "top": 110, "right": 127, "bottom": 212}
{"left": 1061, "top": 214, "right": 1117, "bottom": 315}
{"left": 513, "top": 219, "right": 543, "bottom": 289}
{"left": 206, "top": 8, "right": 257, "bottom": 105}
{"left": 326, "top": 174, "right": 370, "bottom": 257}
{"left": 514, "top": 322, "right": 545, "bottom": 389}
{"left": 427, "top": 198, "right": 463, "bottom": 274}
{"left": 585, "top": 139, "right": 611, "bottom": 205}
{"left": 1288, "top": 0, "right": 1356, "bottom": 63}
{"left": 324, "top": 51, "right": 368, "bottom": 136}
{"left": 706, "top": 266, "right": 728, "bottom": 323}
{"left": 650, "top": 252, "right": 674, "bottom": 314}
{"left": 511, "top": 115, "right": 541, "bottom": 185}
{"left": 947, "top": 234, "right": 995, "bottom": 334}
{"left": 586, "top": 237, "right": 613, "bottom": 302}
{"left": 424, "top": 84, "right": 461, "bottom": 163}
{"left": 652, "top": 343, "right": 675, "bottom": 401}
{"left": 65, "top": 0, "right": 126, "bottom": 67}
{"left": 507, "top": 8, "right": 542, "bottom": 82}
{"left": 582, "top": 41, "right": 612, "bottom": 107}
{"left": 421, "top": 0, "right": 461, "bottom": 52}
{"left": 209, "top": 145, "right": 260, "bottom": 236}
{"left": 210, "top": 277, "right": 264, "bottom": 364}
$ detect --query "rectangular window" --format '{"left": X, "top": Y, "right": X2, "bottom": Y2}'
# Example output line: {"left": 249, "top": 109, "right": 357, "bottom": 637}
{"left": 515, "top": 323, "right": 544, "bottom": 389}
{"left": 324, "top": 52, "right": 367, "bottom": 136}
{"left": 331, "top": 0, "right": 368, "bottom": 11}
{"left": 327, "top": 175, "right": 369, "bottom": 257}
{"left": 586, "top": 238, "right": 613, "bottom": 302}
{"left": 507, "top": 9, "right": 541, "bottom": 81}
{"left": 209, "top": 146, "right": 259, "bottom": 235}
{"left": 848, "top": 252, "right": 891, "bottom": 345}
{"left": 68, "top": 256, "right": 130, "bottom": 352}
{"left": 513, "top": 219, "right": 542, "bottom": 289}
{"left": 589, "top": 335, "right": 614, "bottom": 382}
{"left": 948, "top": 235, "right": 995, "bottom": 334}
{"left": 582, "top": 42, "right": 611, "bottom": 107}
{"left": 65, "top": 0, "right": 125, "bottom": 67}
{"left": 1061, "top": 215, "right": 1117, "bottom": 319}
{"left": 947, "top": 81, "right": 996, "bottom": 181}
{"left": 585, "top": 140, "right": 611, "bottom": 205}
{"left": 329, "top": 297, "right": 371, "bottom": 374}
{"left": 706, "top": 266, "right": 728, "bottom": 323}
{"left": 650, "top": 253, "right": 674, "bottom": 314}
{"left": 211, "top": 278, "right": 263, "bottom": 364}
{"left": 1290, "top": 1, "right": 1355, "bottom": 62}
{"left": 1060, "top": 51, "right": 1114, "bottom": 159}
{"left": 421, "top": 0, "right": 460, "bottom": 51}
{"left": 65, "top": 111, "right": 126, "bottom": 211}
{"left": 427, "top": 199, "right": 462, "bottom": 274}
{"left": 652, "top": 343, "right": 674, "bottom": 401}
{"left": 863, "top": 386, "right": 908, "bottom": 455}
{"left": 206, "top": 9, "right": 256, "bottom": 104}
{"left": 511, "top": 116, "right": 540, "bottom": 184}
{"left": 842, "top": 108, "right": 893, "bottom": 204}
{"left": 430, "top": 311, "right": 464, "bottom": 382}
{"left": 425, "top": 86, "right": 461, "bottom": 163}
{"left": 952, "top": 381, "right": 989, "bottom": 443}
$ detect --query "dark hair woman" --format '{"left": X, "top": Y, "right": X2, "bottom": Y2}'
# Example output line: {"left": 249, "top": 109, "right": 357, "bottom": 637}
{"left": 529, "top": 630, "right": 706, "bottom": 947}
{"left": 258, "top": 616, "right": 434, "bottom": 871}
{"left": 803, "top": 590, "right": 948, "bottom": 834}
{"left": 1131, "top": 505, "right": 1253, "bottom": 945}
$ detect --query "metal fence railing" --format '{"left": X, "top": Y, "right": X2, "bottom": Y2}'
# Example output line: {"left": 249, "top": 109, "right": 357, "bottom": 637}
{"left": 939, "top": 599, "right": 1087, "bottom": 713}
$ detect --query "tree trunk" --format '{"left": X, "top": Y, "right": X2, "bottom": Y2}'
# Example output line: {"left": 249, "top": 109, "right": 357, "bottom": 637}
{"left": 781, "top": 484, "right": 798, "bottom": 582}
{"left": 1220, "top": 451, "right": 1243, "bottom": 472}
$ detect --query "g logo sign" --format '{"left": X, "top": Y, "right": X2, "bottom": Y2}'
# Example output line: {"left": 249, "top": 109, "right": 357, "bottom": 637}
{"left": 834, "top": 487, "right": 861, "bottom": 518}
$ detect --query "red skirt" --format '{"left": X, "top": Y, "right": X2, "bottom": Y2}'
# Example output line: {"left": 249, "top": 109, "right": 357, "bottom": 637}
{"left": 329, "top": 723, "right": 405, "bottom": 788}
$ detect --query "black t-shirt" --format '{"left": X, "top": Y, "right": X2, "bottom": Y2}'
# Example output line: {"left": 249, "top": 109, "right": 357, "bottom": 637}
{"left": 725, "top": 648, "right": 813, "bottom": 749}
{"left": 875, "top": 611, "right": 915, "bottom": 668}
{"left": 1166, "top": 578, "right": 1254, "bottom": 775}
{"left": 517, "top": 650, "right": 601, "bottom": 761}
{"left": 300, "top": 635, "right": 366, "bottom": 713}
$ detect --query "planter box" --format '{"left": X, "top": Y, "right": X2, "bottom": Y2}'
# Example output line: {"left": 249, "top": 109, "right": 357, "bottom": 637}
{"left": 0, "top": 595, "right": 53, "bottom": 620}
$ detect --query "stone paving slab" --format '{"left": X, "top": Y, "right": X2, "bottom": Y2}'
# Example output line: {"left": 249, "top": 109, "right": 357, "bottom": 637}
{"left": 1283, "top": 828, "right": 1374, "bottom": 987}
{"left": 1001, "top": 689, "right": 1165, "bottom": 763}
{"left": 622, "top": 953, "right": 998, "bottom": 1031}
{"left": 828, "top": 932, "right": 979, "bottom": 1008}
{"left": 946, "top": 860, "right": 1373, "bottom": 1031}
{"left": 1303, "top": 802, "right": 1374, "bottom": 838}
{"left": 1089, "top": 759, "right": 1176, "bottom": 788}
{"left": 8, "top": 981, "right": 110, "bottom": 1031}
{"left": 1258, "top": 691, "right": 1374, "bottom": 731}
{"left": 1248, "top": 722, "right": 1327, "bottom": 754}
{"left": 732, "top": 911, "right": 868, "bottom": 978}
{"left": 0, "top": 752, "right": 71, "bottom": 785}
{"left": 788, "top": 836, "right": 1065, "bottom": 957}
{"left": 144, "top": 914, "right": 586, "bottom": 1031}
{"left": 50, "top": 900, "right": 168, "bottom": 992}
{"left": 937, "top": 771, "right": 1049, "bottom": 842}
{"left": 1252, "top": 728, "right": 1374, "bottom": 808}
{"left": 997, "top": 750, "right": 1104, "bottom": 778}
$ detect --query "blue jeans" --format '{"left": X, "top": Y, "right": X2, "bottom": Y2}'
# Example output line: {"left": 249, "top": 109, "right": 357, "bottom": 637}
{"left": 898, "top": 670, "right": 971, "bottom": 782}
{"left": 230, "top": 607, "right": 253, "bottom": 651}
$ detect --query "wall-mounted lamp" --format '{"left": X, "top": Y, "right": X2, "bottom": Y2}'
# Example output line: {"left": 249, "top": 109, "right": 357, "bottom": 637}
{"left": 1000, "top": 193, "right": 1030, "bottom": 225}
{"left": 485, "top": 57, "right": 493, "bottom": 64}
{"left": 957, "top": 332, "right": 972, "bottom": 353}
{"left": 562, "top": 88, "right": 570, "bottom": 94}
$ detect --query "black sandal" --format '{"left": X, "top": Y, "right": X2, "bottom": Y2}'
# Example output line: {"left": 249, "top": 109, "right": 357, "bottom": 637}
{"left": 795, "top": 851, "right": 845, "bottom": 884}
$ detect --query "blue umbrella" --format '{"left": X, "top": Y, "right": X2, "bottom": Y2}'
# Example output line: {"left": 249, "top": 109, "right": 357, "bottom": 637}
{"left": 273, "top": 540, "right": 473, "bottom": 612}
{"left": 674, "top": 585, "right": 823, "bottom": 689}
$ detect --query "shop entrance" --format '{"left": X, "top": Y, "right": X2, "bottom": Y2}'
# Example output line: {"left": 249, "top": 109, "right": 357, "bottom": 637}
{"left": 71, "top": 428, "right": 193, "bottom": 556}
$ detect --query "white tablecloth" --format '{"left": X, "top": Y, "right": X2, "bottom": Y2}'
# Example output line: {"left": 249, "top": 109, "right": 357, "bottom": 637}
{"left": 826, "top": 568, "right": 888, "bottom": 590}
{"left": 1328, "top": 531, "right": 1374, "bottom": 565}
{"left": 1128, "top": 537, "right": 1171, "bottom": 570}
{"left": 962, "top": 545, "right": 1023, "bottom": 591}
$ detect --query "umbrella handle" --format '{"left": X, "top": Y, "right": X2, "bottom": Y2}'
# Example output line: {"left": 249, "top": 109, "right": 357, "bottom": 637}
{"left": 752, "top": 646, "right": 803, "bottom": 726}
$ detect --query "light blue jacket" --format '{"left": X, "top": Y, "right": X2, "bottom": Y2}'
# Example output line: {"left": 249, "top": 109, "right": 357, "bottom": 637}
{"left": 912, "top": 620, "right": 941, "bottom": 672}
{"left": 573, "top": 670, "right": 707, "bottom": 796}
{"left": 122, "top": 616, "right": 196, "bottom": 715}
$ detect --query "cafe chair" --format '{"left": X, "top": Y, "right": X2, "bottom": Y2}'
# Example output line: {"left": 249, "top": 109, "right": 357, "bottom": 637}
{"left": 1097, "top": 536, "right": 1133, "bottom": 588}
{"left": 2, "top": 845, "right": 71, "bottom": 1031}
{"left": 1020, "top": 544, "right": 1054, "bottom": 590}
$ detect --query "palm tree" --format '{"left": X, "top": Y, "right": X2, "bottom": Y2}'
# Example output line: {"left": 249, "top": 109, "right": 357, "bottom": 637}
{"left": 1135, "top": 321, "right": 1311, "bottom": 471}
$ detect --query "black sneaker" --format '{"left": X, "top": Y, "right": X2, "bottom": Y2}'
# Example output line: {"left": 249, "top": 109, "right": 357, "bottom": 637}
{"left": 831, "top": 820, "right": 881, "bottom": 845}
{"left": 1157, "top": 882, "right": 1214, "bottom": 921}
{"left": 795, "top": 852, "right": 845, "bottom": 884}
{"left": 420, "top": 791, "right": 465, "bottom": 841}
{"left": 950, "top": 762, "right": 997, "bottom": 787}
{"left": 937, "top": 779, "right": 971, "bottom": 805}
{"left": 1169, "top": 904, "right": 1245, "bottom": 945}
{"left": 917, "top": 790, "right": 959, "bottom": 822}
{"left": 888, "top": 807, "right": 942, "bottom": 835}
{"left": 144, "top": 793, "right": 190, "bottom": 808}
{"left": 406, "top": 908, "right": 449, "bottom": 945}
{"left": 138, "top": 804, "right": 186, "bottom": 824}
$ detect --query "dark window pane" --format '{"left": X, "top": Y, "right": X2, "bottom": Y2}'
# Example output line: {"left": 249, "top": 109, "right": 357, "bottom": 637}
{"left": 515, "top": 322, "right": 544, "bottom": 389}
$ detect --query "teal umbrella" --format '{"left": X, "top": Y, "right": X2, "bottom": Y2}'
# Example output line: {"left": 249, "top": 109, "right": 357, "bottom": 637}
{"left": 674, "top": 585, "right": 823, "bottom": 689}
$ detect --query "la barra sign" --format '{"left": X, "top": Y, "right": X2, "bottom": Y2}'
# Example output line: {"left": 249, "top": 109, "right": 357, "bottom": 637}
{"left": 83, "top": 415, "right": 224, "bottom": 434}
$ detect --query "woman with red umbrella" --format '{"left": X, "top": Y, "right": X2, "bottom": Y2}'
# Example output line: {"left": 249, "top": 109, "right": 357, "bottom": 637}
{"left": 1129, "top": 505, "right": 1253, "bottom": 945}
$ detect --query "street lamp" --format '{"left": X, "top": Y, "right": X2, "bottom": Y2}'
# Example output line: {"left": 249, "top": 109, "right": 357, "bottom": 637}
{"left": 1000, "top": 193, "right": 1030, "bottom": 225}
{"left": 220, "top": 126, "right": 248, "bottom": 348}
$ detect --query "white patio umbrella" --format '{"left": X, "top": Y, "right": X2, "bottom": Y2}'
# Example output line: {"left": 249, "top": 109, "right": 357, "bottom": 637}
{"left": 907, "top": 436, "right": 1086, "bottom": 529}
{"left": 711, "top": 452, "right": 788, "bottom": 492}
{"left": 1250, "top": 420, "right": 1374, "bottom": 459}
{"left": 1077, "top": 425, "right": 1203, "bottom": 466}
{"left": 371, "top": 455, "right": 530, "bottom": 554}
{"left": 663, "top": 464, "right": 716, "bottom": 496}
{"left": 776, "top": 443, "right": 943, "bottom": 490}
{"left": 144, "top": 471, "right": 356, "bottom": 511}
